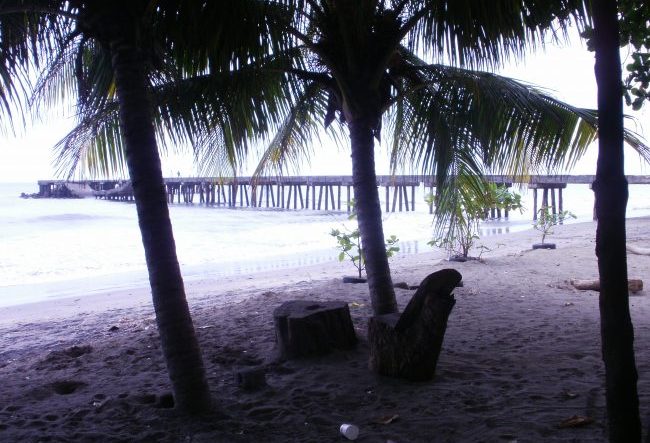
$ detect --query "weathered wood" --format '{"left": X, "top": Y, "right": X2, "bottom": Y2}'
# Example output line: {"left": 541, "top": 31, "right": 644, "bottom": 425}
{"left": 368, "top": 269, "right": 461, "bottom": 381}
{"left": 627, "top": 245, "right": 650, "bottom": 256}
{"left": 385, "top": 186, "right": 390, "bottom": 213}
{"left": 273, "top": 300, "right": 357, "bottom": 360}
{"left": 337, "top": 185, "right": 341, "bottom": 210}
{"left": 411, "top": 185, "right": 415, "bottom": 211}
{"left": 570, "top": 278, "right": 643, "bottom": 293}
{"left": 286, "top": 185, "right": 293, "bottom": 209}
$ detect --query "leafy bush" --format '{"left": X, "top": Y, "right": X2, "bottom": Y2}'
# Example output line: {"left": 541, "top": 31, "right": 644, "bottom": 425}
{"left": 533, "top": 207, "right": 576, "bottom": 244}
{"left": 330, "top": 200, "right": 399, "bottom": 278}
{"left": 429, "top": 178, "right": 522, "bottom": 260}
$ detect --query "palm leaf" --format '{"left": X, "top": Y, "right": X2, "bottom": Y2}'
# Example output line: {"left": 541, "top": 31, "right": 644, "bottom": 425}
{"left": 251, "top": 81, "right": 328, "bottom": 178}
{"left": 405, "top": 0, "right": 589, "bottom": 69}
{"left": 389, "top": 58, "right": 649, "bottom": 192}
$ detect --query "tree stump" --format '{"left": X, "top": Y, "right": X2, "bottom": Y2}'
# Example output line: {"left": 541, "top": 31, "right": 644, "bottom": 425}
{"left": 368, "top": 269, "right": 461, "bottom": 381}
{"left": 273, "top": 300, "right": 357, "bottom": 360}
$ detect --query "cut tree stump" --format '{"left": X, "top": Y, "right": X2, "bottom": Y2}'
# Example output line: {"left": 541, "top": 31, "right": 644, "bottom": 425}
{"left": 273, "top": 300, "right": 357, "bottom": 360}
{"left": 570, "top": 278, "right": 643, "bottom": 293}
{"left": 368, "top": 269, "right": 461, "bottom": 381}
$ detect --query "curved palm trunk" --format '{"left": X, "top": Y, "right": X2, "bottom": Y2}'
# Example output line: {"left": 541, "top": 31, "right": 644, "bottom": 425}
{"left": 592, "top": 0, "right": 641, "bottom": 440}
{"left": 109, "top": 34, "right": 211, "bottom": 414}
{"left": 349, "top": 117, "right": 397, "bottom": 316}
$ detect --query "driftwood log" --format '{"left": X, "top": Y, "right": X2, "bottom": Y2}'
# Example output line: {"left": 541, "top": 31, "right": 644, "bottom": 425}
{"left": 627, "top": 245, "right": 650, "bottom": 256}
{"left": 368, "top": 269, "right": 461, "bottom": 381}
{"left": 571, "top": 278, "right": 643, "bottom": 293}
{"left": 273, "top": 300, "right": 357, "bottom": 360}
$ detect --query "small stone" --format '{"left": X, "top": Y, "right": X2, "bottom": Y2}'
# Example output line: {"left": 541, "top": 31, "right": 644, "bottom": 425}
{"left": 235, "top": 367, "right": 267, "bottom": 391}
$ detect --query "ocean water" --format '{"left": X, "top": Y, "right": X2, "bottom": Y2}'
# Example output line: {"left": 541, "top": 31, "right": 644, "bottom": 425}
{"left": 1, "top": 181, "right": 649, "bottom": 307}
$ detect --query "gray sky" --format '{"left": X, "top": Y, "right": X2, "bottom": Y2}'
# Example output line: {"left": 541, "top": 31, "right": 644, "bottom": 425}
{"left": 1, "top": 32, "right": 648, "bottom": 183}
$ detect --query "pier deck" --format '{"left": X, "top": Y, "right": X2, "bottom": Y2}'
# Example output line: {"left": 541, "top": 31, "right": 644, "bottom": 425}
{"left": 35, "top": 175, "right": 650, "bottom": 218}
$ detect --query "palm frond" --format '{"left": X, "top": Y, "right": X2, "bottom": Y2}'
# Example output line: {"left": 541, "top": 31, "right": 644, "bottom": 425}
{"left": 53, "top": 99, "right": 127, "bottom": 179}
{"left": 405, "top": 0, "right": 589, "bottom": 69}
{"left": 388, "top": 60, "right": 650, "bottom": 192}
{"left": 252, "top": 81, "right": 329, "bottom": 178}
{"left": 0, "top": 2, "right": 73, "bottom": 132}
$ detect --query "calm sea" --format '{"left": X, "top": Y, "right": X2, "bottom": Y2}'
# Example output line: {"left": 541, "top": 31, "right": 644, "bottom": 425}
{"left": 1, "top": 181, "right": 649, "bottom": 307}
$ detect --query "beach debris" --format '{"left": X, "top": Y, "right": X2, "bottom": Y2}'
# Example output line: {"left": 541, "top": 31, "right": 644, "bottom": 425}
{"left": 564, "top": 302, "right": 574, "bottom": 307}
{"left": 374, "top": 414, "right": 399, "bottom": 424}
{"left": 393, "top": 281, "right": 410, "bottom": 290}
{"left": 561, "top": 390, "right": 579, "bottom": 399}
{"left": 235, "top": 367, "right": 267, "bottom": 391}
{"left": 273, "top": 300, "right": 357, "bottom": 360}
{"left": 558, "top": 415, "right": 594, "bottom": 428}
{"left": 339, "top": 423, "right": 359, "bottom": 440}
{"left": 108, "top": 325, "right": 119, "bottom": 332}
{"left": 570, "top": 278, "right": 643, "bottom": 293}
{"left": 627, "top": 244, "right": 650, "bottom": 255}
{"left": 342, "top": 276, "right": 367, "bottom": 284}
{"left": 349, "top": 302, "right": 365, "bottom": 308}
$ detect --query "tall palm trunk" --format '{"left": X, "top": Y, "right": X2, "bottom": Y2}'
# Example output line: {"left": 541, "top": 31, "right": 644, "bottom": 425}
{"left": 348, "top": 116, "right": 397, "bottom": 316}
{"left": 109, "top": 30, "right": 212, "bottom": 414}
{"left": 592, "top": 0, "right": 641, "bottom": 440}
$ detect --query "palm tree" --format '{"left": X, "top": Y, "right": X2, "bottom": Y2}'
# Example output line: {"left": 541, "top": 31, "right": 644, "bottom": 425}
{"left": 2, "top": 0, "right": 288, "bottom": 414}
{"left": 591, "top": 0, "right": 641, "bottom": 440}
{"left": 0, "top": 0, "right": 212, "bottom": 414}
{"left": 8, "top": 0, "right": 291, "bottom": 413}
{"left": 85, "top": 2, "right": 215, "bottom": 414}
{"left": 207, "top": 0, "right": 649, "bottom": 318}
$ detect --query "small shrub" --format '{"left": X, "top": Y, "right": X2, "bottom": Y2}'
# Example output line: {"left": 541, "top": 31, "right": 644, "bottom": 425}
{"left": 330, "top": 200, "right": 399, "bottom": 278}
{"left": 429, "top": 179, "right": 522, "bottom": 260}
{"left": 533, "top": 207, "right": 576, "bottom": 244}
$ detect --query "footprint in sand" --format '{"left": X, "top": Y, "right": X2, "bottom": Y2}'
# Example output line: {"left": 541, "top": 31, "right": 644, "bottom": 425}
{"left": 34, "top": 345, "right": 93, "bottom": 370}
{"left": 50, "top": 380, "right": 87, "bottom": 395}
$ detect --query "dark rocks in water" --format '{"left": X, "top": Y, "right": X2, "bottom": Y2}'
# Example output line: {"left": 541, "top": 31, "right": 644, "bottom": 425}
{"left": 20, "top": 192, "right": 41, "bottom": 199}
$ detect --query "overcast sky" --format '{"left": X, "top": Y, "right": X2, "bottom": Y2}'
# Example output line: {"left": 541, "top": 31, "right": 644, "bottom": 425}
{"left": 1, "top": 31, "right": 648, "bottom": 183}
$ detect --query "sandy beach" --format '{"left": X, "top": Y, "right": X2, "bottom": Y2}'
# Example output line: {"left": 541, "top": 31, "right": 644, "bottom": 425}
{"left": 1, "top": 218, "right": 649, "bottom": 442}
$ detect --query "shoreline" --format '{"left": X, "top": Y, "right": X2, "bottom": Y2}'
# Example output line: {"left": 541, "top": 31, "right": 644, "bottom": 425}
{"left": 1, "top": 216, "right": 646, "bottom": 320}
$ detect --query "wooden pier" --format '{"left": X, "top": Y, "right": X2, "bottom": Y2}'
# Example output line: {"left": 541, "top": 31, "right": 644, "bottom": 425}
{"left": 36, "top": 174, "right": 650, "bottom": 218}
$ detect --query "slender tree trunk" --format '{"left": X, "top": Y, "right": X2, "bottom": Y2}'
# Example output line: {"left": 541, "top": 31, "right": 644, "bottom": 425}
{"left": 348, "top": 117, "right": 397, "bottom": 315}
{"left": 109, "top": 31, "right": 212, "bottom": 414}
{"left": 592, "top": 1, "right": 641, "bottom": 440}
